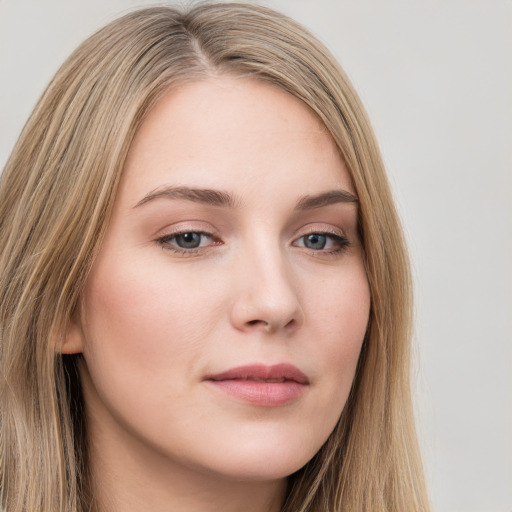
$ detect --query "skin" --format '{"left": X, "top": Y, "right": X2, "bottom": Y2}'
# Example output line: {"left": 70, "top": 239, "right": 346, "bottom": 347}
{"left": 65, "top": 77, "right": 371, "bottom": 512}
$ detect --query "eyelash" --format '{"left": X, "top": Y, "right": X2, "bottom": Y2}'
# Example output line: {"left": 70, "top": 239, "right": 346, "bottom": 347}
{"left": 156, "top": 231, "right": 219, "bottom": 255}
{"left": 294, "top": 230, "right": 350, "bottom": 256}
{"left": 155, "top": 229, "right": 350, "bottom": 257}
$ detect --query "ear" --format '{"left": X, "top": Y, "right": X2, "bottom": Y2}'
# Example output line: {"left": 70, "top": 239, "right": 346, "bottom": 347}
{"left": 61, "top": 313, "right": 85, "bottom": 354}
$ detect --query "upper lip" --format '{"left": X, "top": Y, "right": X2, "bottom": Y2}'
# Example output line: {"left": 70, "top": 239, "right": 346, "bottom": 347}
{"left": 205, "top": 363, "right": 309, "bottom": 384}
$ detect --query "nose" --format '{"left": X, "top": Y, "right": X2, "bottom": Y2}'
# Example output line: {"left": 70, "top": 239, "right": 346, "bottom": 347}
{"left": 229, "top": 245, "right": 304, "bottom": 334}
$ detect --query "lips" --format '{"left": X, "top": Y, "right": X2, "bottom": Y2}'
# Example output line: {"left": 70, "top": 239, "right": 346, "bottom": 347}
{"left": 204, "top": 364, "right": 309, "bottom": 406}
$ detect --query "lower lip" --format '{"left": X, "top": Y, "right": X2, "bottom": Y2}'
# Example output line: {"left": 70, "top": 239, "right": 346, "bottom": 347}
{"left": 207, "top": 379, "right": 307, "bottom": 406}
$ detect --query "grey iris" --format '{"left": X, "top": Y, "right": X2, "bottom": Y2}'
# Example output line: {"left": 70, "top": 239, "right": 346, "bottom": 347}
{"left": 176, "top": 233, "right": 202, "bottom": 249}
{"left": 304, "top": 234, "right": 327, "bottom": 250}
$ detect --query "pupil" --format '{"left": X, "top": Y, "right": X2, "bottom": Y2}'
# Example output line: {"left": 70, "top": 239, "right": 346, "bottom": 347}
{"left": 305, "top": 234, "right": 326, "bottom": 250}
{"left": 176, "top": 232, "right": 201, "bottom": 249}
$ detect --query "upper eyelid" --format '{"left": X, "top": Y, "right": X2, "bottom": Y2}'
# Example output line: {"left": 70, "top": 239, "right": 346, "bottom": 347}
{"left": 155, "top": 223, "right": 348, "bottom": 239}
{"left": 153, "top": 222, "right": 219, "bottom": 239}
{"left": 157, "top": 226, "right": 346, "bottom": 237}
{"left": 162, "top": 229, "right": 214, "bottom": 237}
{"left": 294, "top": 224, "right": 347, "bottom": 238}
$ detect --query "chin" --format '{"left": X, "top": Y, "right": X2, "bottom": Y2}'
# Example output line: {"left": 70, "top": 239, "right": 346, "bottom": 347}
{"left": 188, "top": 435, "right": 322, "bottom": 483}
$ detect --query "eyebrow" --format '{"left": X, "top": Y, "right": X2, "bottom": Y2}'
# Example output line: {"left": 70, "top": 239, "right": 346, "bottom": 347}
{"left": 133, "top": 185, "right": 358, "bottom": 210}
{"left": 134, "top": 186, "right": 238, "bottom": 209}
{"left": 295, "top": 189, "right": 358, "bottom": 210}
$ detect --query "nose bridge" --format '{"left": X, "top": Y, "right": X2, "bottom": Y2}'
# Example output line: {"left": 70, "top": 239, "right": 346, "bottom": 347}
{"left": 229, "top": 226, "right": 303, "bottom": 333}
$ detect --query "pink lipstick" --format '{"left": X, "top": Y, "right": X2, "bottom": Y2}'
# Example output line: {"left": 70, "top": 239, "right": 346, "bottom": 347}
{"left": 204, "top": 363, "right": 309, "bottom": 406}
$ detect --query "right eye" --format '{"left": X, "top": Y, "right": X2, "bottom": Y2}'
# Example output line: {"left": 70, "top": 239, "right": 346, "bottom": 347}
{"left": 156, "top": 231, "right": 217, "bottom": 253}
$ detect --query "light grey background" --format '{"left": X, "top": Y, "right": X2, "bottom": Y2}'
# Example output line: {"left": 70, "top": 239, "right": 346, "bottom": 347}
{"left": 1, "top": 1, "right": 511, "bottom": 511}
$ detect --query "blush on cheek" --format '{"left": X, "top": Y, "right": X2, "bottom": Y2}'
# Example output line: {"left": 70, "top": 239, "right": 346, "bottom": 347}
{"left": 82, "top": 258, "right": 223, "bottom": 372}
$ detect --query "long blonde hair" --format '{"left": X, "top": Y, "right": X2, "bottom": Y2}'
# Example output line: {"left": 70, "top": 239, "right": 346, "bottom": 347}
{"left": 0, "top": 3, "right": 429, "bottom": 511}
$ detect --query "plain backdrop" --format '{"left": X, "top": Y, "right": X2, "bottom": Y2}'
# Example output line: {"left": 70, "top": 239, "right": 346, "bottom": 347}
{"left": 1, "top": 1, "right": 511, "bottom": 511}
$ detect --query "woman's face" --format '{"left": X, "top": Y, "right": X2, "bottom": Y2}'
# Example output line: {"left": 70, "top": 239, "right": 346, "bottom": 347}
{"left": 66, "top": 77, "right": 370, "bottom": 483}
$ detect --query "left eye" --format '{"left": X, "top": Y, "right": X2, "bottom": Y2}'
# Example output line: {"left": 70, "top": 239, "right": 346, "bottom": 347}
{"left": 158, "top": 232, "right": 213, "bottom": 250}
{"left": 295, "top": 232, "right": 348, "bottom": 251}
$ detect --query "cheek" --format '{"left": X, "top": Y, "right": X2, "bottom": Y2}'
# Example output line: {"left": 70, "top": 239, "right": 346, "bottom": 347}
{"left": 306, "top": 265, "right": 370, "bottom": 400}
{"left": 79, "top": 253, "right": 224, "bottom": 381}
{"left": 311, "top": 263, "right": 370, "bottom": 347}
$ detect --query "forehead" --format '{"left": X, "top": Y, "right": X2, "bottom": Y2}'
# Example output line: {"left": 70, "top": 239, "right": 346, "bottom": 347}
{"left": 119, "top": 77, "right": 354, "bottom": 208}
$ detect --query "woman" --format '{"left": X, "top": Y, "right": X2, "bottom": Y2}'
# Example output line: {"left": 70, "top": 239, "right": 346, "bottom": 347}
{"left": 0, "top": 3, "right": 430, "bottom": 511}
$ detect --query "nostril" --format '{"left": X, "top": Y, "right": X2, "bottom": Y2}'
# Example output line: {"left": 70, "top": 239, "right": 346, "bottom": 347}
{"left": 284, "top": 318, "right": 296, "bottom": 329}
{"left": 247, "top": 319, "right": 269, "bottom": 327}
